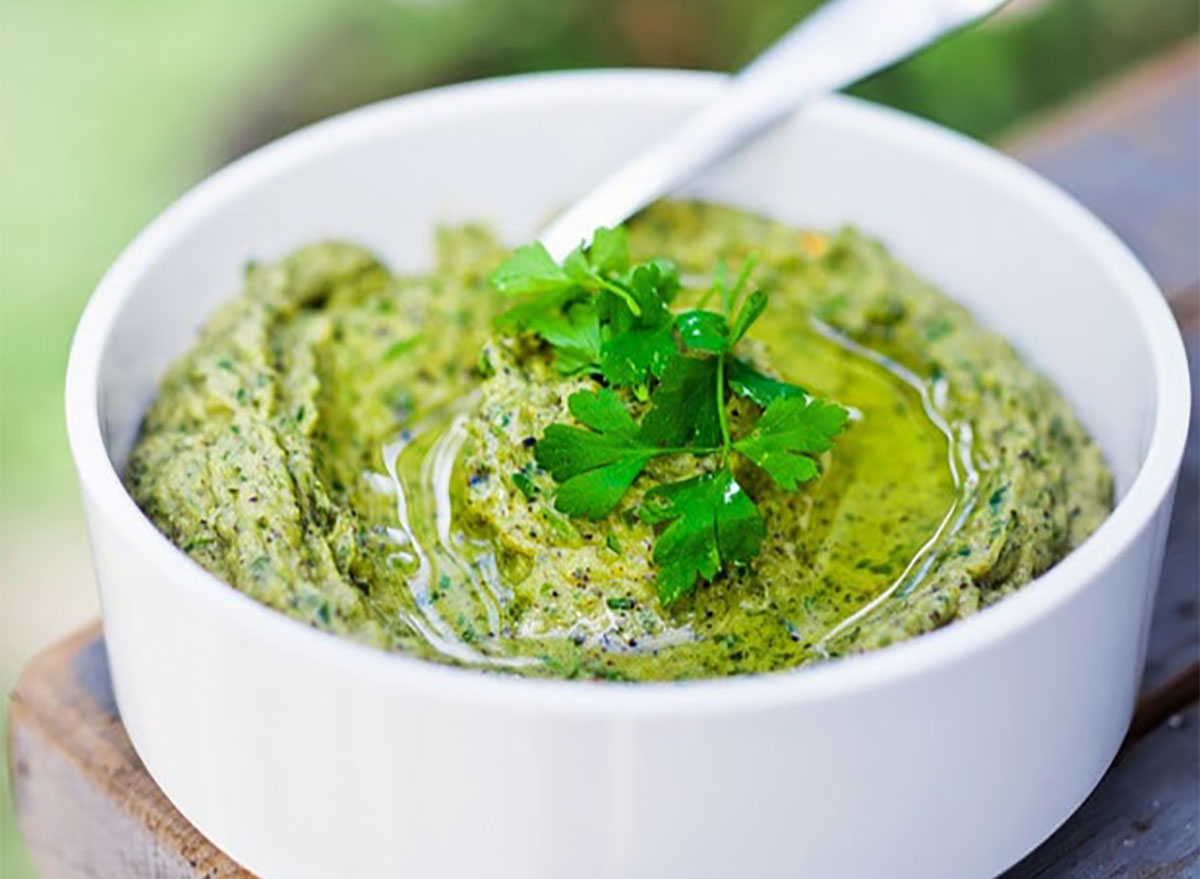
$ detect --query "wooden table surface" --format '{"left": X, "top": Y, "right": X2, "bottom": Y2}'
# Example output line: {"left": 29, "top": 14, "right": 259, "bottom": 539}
{"left": 10, "top": 42, "right": 1200, "bottom": 879}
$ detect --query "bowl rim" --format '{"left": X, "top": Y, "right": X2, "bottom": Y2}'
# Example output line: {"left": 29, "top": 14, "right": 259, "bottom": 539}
{"left": 65, "top": 69, "right": 1192, "bottom": 716}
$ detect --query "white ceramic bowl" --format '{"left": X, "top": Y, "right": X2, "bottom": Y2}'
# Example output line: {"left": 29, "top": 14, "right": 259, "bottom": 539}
{"left": 66, "top": 71, "right": 1190, "bottom": 879}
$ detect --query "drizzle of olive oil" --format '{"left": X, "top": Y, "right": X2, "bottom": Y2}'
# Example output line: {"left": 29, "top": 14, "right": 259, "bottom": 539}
{"left": 370, "top": 317, "right": 966, "bottom": 680}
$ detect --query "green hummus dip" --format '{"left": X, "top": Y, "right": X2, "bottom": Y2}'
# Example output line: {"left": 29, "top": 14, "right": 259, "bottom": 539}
{"left": 125, "top": 202, "right": 1112, "bottom": 681}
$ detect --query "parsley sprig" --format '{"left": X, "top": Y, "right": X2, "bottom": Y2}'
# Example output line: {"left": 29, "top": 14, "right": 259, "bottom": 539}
{"left": 491, "top": 228, "right": 680, "bottom": 391}
{"left": 489, "top": 227, "right": 849, "bottom": 604}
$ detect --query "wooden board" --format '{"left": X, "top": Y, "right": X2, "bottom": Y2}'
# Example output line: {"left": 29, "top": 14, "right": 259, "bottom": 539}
{"left": 10, "top": 39, "right": 1200, "bottom": 879}
{"left": 1139, "top": 331, "right": 1199, "bottom": 699}
{"left": 9, "top": 611, "right": 1198, "bottom": 879}
{"left": 1006, "top": 705, "right": 1200, "bottom": 879}
{"left": 1003, "top": 39, "right": 1200, "bottom": 306}
{"left": 8, "top": 625, "right": 253, "bottom": 879}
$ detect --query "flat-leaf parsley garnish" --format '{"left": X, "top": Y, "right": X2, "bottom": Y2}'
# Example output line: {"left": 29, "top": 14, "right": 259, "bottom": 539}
{"left": 639, "top": 470, "right": 766, "bottom": 604}
{"left": 489, "top": 226, "right": 849, "bottom": 604}
{"left": 535, "top": 389, "right": 662, "bottom": 520}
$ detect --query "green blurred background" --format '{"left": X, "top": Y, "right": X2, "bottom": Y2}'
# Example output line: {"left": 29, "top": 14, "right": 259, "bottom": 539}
{"left": 0, "top": 0, "right": 1195, "bottom": 873}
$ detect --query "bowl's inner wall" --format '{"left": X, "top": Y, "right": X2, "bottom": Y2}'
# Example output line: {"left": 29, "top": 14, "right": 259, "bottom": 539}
{"left": 96, "top": 82, "right": 1156, "bottom": 502}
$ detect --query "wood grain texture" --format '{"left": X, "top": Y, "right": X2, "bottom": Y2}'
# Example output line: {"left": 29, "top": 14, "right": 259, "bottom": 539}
{"left": 8, "top": 39, "right": 1200, "bottom": 879}
{"left": 1004, "top": 39, "right": 1200, "bottom": 304}
{"left": 8, "top": 625, "right": 252, "bottom": 879}
{"left": 1005, "top": 704, "right": 1200, "bottom": 879}
{"left": 1001, "top": 43, "right": 1200, "bottom": 879}
{"left": 7, "top": 611, "right": 1196, "bottom": 879}
{"left": 1140, "top": 333, "right": 1199, "bottom": 698}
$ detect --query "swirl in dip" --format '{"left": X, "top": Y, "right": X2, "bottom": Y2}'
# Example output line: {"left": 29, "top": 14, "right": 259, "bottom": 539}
{"left": 124, "top": 202, "right": 1112, "bottom": 680}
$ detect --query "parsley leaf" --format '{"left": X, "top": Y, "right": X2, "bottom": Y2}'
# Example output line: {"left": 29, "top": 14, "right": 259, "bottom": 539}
{"left": 623, "top": 257, "right": 681, "bottom": 304}
{"left": 734, "top": 396, "right": 849, "bottom": 489}
{"left": 597, "top": 261, "right": 679, "bottom": 388}
{"left": 639, "top": 356, "right": 722, "bottom": 449}
{"left": 492, "top": 237, "right": 682, "bottom": 388}
{"left": 527, "top": 300, "right": 602, "bottom": 375}
{"left": 720, "top": 250, "right": 758, "bottom": 312}
{"left": 640, "top": 469, "right": 765, "bottom": 603}
{"left": 589, "top": 226, "right": 630, "bottom": 274}
{"left": 599, "top": 325, "right": 677, "bottom": 388}
{"left": 489, "top": 243, "right": 574, "bottom": 296}
{"left": 729, "top": 289, "right": 767, "bottom": 342}
{"left": 495, "top": 229, "right": 850, "bottom": 607}
{"left": 534, "top": 389, "right": 659, "bottom": 520}
{"left": 675, "top": 310, "right": 730, "bottom": 353}
{"left": 677, "top": 285, "right": 763, "bottom": 354}
{"left": 726, "top": 357, "right": 806, "bottom": 408}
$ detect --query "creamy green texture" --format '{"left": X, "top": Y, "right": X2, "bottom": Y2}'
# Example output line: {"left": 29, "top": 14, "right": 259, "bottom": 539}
{"left": 125, "top": 202, "right": 1112, "bottom": 680}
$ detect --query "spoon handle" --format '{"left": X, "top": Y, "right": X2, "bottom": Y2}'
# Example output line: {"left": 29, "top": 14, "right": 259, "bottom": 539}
{"left": 538, "top": 0, "right": 1005, "bottom": 260}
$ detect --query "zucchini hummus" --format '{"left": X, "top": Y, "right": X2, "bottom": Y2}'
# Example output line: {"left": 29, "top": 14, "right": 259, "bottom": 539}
{"left": 125, "top": 202, "right": 1112, "bottom": 681}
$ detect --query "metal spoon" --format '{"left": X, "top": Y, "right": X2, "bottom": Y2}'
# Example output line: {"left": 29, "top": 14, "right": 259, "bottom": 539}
{"left": 539, "top": 0, "right": 1008, "bottom": 260}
